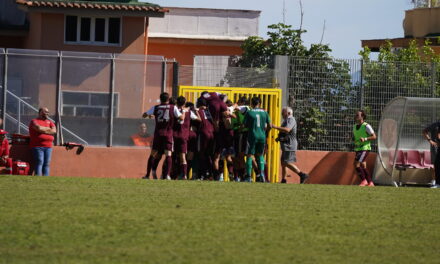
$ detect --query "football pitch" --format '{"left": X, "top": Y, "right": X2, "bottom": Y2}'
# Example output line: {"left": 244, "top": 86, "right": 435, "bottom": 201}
{"left": 0, "top": 175, "right": 439, "bottom": 264}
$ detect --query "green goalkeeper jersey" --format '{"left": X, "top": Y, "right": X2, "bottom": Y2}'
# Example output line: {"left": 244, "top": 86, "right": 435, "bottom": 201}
{"left": 244, "top": 108, "right": 271, "bottom": 141}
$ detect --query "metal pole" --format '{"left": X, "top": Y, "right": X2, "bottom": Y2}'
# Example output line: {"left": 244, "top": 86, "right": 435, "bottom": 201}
{"left": 2, "top": 50, "right": 8, "bottom": 129}
{"left": 360, "top": 59, "right": 364, "bottom": 109}
{"left": 55, "top": 52, "right": 63, "bottom": 145}
{"left": 17, "top": 100, "right": 21, "bottom": 134}
{"left": 431, "top": 62, "right": 436, "bottom": 98}
{"left": 172, "top": 61, "right": 179, "bottom": 96}
{"left": 107, "top": 54, "right": 115, "bottom": 147}
{"left": 161, "top": 60, "right": 167, "bottom": 93}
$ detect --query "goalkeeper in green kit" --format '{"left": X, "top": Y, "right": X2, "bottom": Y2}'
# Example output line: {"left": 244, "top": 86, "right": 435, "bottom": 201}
{"left": 243, "top": 96, "right": 272, "bottom": 182}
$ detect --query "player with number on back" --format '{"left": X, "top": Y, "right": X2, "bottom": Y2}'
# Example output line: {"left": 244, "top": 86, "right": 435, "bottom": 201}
{"left": 243, "top": 96, "right": 271, "bottom": 182}
{"left": 142, "top": 92, "right": 184, "bottom": 180}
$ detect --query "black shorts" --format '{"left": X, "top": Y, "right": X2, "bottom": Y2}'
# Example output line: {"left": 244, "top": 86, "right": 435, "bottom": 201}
{"left": 355, "top": 150, "right": 370, "bottom": 163}
{"left": 233, "top": 131, "right": 248, "bottom": 154}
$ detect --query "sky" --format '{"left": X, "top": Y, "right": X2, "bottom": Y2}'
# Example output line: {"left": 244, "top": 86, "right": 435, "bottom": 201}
{"left": 149, "top": 0, "right": 415, "bottom": 59}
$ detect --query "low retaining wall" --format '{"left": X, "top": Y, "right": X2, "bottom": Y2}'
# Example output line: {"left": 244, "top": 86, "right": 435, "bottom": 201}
{"left": 9, "top": 145, "right": 376, "bottom": 185}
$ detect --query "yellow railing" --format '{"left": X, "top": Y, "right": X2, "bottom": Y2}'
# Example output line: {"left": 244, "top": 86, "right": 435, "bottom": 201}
{"left": 179, "top": 86, "right": 282, "bottom": 183}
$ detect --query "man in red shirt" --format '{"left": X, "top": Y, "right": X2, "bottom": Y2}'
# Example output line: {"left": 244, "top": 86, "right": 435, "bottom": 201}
{"left": 0, "top": 129, "right": 12, "bottom": 174}
{"left": 29, "top": 107, "right": 56, "bottom": 176}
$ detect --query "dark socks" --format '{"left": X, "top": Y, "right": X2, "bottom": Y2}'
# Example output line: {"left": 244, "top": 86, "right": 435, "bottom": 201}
{"left": 181, "top": 163, "right": 188, "bottom": 178}
{"left": 163, "top": 156, "right": 172, "bottom": 177}
{"left": 362, "top": 167, "right": 372, "bottom": 182}
{"left": 356, "top": 167, "right": 366, "bottom": 181}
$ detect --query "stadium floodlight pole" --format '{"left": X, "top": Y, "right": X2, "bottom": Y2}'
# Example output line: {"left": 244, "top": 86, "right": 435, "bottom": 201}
{"left": 107, "top": 54, "right": 116, "bottom": 147}
{"left": 2, "top": 49, "right": 7, "bottom": 130}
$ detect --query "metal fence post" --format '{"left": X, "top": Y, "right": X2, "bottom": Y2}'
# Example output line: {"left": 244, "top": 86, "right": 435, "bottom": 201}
{"left": 172, "top": 61, "right": 179, "bottom": 96}
{"left": 432, "top": 62, "right": 437, "bottom": 98}
{"left": 107, "top": 54, "right": 115, "bottom": 147}
{"left": 2, "top": 50, "right": 7, "bottom": 129}
{"left": 360, "top": 59, "right": 364, "bottom": 109}
{"left": 17, "top": 100, "right": 21, "bottom": 134}
{"left": 55, "top": 52, "right": 63, "bottom": 145}
{"left": 161, "top": 60, "right": 167, "bottom": 93}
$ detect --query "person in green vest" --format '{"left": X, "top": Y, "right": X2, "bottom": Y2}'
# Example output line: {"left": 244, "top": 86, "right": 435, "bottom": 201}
{"left": 231, "top": 96, "right": 250, "bottom": 181}
{"left": 353, "top": 110, "right": 377, "bottom": 186}
{"left": 243, "top": 96, "right": 272, "bottom": 182}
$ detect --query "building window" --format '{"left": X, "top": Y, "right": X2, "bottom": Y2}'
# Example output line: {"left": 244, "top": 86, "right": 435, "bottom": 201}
{"left": 65, "top": 16, "right": 121, "bottom": 45}
{"left": 62, "top": 91, "right": 119, "bottom": 118}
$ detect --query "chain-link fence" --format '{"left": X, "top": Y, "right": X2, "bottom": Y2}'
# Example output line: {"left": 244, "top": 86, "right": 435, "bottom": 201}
{"left": 179, "top": 55, "right": 277, "bottom": 88}
{"left": 2, "top": 49, "right": 439, "bottom": 151}
{"left": 288, "top": 57, "right": 439, "bottom": 151}
{"left": 0, "top": 48, "right": 177, "bottom": 147}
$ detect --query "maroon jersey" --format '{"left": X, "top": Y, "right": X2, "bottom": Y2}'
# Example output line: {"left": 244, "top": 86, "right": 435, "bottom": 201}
{"left": 174, "top": 110, "right": 191, "bottom": 140}
{"left": 203, "top": 92, "right": 227, "bottom": 122}
{"left": 198, "top": 108, "right": 214, "bottom": 137}
{"left": 154, "top": 104, "right": 176, "bottom": 137}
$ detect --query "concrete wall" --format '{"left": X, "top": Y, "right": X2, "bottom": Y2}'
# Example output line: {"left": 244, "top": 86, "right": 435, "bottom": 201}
{"left": 404, "top": 7, "right": 440, "bottom": 38}
{"left": 148, "top": 7, "right": 259, "bottom": 65}
{"left": 9, "top": 146, "right": 376, "bottom": 185}
{"left": 149, "top": 7, "right": 260, "bottom": 40}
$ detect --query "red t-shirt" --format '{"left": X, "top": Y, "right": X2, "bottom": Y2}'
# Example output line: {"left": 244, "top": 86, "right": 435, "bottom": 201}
{"left": 29, "top": 118, "right": 55, "bottom": 148}
{"left": 0, "top": 138, "right": 9, "bottom": 157}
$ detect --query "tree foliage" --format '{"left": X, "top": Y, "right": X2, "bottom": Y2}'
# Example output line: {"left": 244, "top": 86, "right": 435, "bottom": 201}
{"left": 359, "top": 39, "right": 440, "bottom": 133}
{"left": 224, "top": 23, "right": 354, "bottom": 150}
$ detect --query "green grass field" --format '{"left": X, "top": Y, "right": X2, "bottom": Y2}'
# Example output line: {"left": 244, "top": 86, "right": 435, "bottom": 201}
{"left": 0, "top": 175, "right": 439, "bottom": 264}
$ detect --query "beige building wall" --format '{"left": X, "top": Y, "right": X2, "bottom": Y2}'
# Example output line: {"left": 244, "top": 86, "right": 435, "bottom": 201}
{"left": 403, "top": 7, "right": 440, "bottom": 38}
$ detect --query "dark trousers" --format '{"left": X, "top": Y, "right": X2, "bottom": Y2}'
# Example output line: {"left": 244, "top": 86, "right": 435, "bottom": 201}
{"left": 435, "top": 152, "right": 440, "bottom": 183}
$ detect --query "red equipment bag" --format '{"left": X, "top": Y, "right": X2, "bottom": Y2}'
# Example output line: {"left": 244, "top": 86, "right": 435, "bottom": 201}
{"left": 12, "top": 161, "right": 30, "bottom": 175}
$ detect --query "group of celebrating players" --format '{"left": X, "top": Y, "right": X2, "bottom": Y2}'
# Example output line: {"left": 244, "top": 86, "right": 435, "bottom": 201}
{"left": 142, "top": 91, "right": 272, "bottom": 182}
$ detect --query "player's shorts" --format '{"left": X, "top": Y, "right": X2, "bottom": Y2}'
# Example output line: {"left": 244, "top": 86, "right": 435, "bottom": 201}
{"left": 174, "top": 137, "right": 188, "bottom": 154}
{"left": 198, "top": 132, "right": 214, "bottom": 154}
{"left": 281, "top": 151, "right": 297, "bottom": 163}
{"left": 188, "top": 135, "right": 197, "bottom": 153}
{"left": 221, "top": 147, "right": 235, "bottom": 158}
{"left": 245, "top": 137, "right": 266, "bottom": 155}
{"left": 152, "top": 135, "right": 173, "bottom": 152}
{"left": 234, "top": 131, "right": 248, "bottom": 154}
{"left": 355, "top": 150, "right": 370, "bottom": 163}
{"left": 215, "top": 128, "right": 233, "bottom": 153}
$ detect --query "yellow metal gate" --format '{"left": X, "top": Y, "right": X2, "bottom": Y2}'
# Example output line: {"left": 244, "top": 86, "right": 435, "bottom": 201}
{"left": 179, "top": 86, "right": 282, "bottom": 183}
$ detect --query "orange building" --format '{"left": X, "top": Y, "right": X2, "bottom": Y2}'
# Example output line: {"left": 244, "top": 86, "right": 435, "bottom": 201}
{"left": 362, "top": 5, "right": 440, "bottom": 53}
{"left": 2, "top": 0, "right": 167, "bottom": 54}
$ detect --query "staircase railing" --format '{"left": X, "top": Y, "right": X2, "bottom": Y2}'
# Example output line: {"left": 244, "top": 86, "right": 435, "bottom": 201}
{"left": 6, "top": 90, "right": 88, "bottom": 145}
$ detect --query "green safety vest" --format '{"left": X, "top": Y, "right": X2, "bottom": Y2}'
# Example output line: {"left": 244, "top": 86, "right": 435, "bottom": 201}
{"left": 231, "top": 106, "right": 249, "bottom": 132}
{"left": 353, "top": 122, "right": 372, "bottom": 151}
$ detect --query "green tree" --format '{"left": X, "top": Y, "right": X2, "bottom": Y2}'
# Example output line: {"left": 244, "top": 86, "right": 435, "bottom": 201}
{"left": 224, "top": 23, "right": 355, "bottom": 150}
{"left": 359, "top": 39, "right": 440, "bottom": 135}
